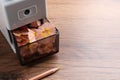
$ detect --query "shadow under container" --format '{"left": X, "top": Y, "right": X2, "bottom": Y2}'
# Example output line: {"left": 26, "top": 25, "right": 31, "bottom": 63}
{"left": 13, "top": 29, "right": 59, "bottom": 65}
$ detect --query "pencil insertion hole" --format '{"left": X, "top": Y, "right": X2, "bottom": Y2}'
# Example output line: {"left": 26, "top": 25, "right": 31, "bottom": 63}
{"left": 24, "top": 9, "right": 31, "bottom": 15}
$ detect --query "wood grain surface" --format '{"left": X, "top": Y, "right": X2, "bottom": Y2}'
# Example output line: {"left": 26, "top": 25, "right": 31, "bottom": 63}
{"left": 1, "top": 0, "right": 120, "bottom": 80}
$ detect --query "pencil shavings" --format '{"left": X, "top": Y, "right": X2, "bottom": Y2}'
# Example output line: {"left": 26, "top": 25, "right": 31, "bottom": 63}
{"left": 40, "top": 27, "right": 51, "bottom": 37}
{"left": 12, "top": 19, "right": 58, "bottom": 63}
{"left": 28, "top": 29, "right": 36, "bottom": 43}
{"left": 12, "top": 20, "right": 56, "bottom": 47}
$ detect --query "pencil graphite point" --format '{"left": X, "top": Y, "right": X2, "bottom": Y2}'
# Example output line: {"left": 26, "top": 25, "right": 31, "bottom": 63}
{"left": 54, "top": 67, "right": 61, "bottom": 71}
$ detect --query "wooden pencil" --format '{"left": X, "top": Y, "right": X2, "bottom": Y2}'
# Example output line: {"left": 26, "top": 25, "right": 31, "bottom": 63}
{"left": 29, "top": 67, "right": 60, "bottom": 80}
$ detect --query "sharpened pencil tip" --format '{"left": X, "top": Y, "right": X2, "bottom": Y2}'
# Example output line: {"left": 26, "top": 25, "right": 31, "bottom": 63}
{"left": 53, "top": 67, "right": 61, "bottom": 72}
{"left": 57, "top": 67, "right": 61, "bottom": 70}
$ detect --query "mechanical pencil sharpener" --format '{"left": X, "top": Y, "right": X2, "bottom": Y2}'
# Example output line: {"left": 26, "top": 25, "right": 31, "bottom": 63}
{"left": 0, "top": 0, "right": 59, "bottom": 65}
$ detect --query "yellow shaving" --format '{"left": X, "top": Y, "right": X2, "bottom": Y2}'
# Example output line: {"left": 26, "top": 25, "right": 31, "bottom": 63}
{"left": 40, "top": 28, "right": 51, "bottom": 37}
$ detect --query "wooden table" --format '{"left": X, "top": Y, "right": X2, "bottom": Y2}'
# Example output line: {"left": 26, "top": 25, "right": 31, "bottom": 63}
{"left": 1, "top": 0, "right": 120, "bottom": 80}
